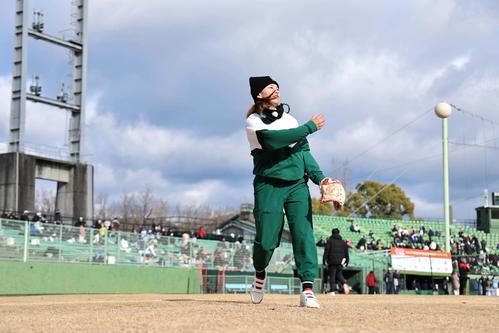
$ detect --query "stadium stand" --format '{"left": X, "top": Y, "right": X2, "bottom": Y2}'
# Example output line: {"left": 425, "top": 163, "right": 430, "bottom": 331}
{"left": 1, "top": 214, "right": 497, "bottom": 294}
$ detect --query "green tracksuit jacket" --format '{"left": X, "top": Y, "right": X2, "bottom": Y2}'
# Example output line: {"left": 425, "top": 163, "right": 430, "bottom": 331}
{"left": 245, "top": 111, "right": 325, "bottom": 283}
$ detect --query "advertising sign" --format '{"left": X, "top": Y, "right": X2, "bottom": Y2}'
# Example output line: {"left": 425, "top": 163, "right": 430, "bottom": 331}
{"left": 390, "top": 247, "right": 452, "bottom": 275}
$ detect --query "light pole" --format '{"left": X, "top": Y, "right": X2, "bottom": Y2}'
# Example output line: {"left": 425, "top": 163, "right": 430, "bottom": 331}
{"left": 435, "top": 102, "right": 452, "bottom": 252}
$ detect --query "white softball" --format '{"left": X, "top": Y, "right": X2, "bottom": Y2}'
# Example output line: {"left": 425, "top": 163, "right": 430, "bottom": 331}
{"left": 434, "top": 102, "right": 452, "bottom": 118}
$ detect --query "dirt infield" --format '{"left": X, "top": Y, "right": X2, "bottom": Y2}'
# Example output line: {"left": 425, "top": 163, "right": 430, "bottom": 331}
{"left": 0, "top": 294, "right": 497, "bottom": 333}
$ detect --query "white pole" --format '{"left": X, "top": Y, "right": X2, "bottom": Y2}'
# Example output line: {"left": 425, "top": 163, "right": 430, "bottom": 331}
{"left": 435, "top": 102, "right": 452, "bottom": 252}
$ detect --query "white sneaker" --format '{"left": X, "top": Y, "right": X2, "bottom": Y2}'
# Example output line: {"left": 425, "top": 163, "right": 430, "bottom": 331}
{"left": 327, "top": 291, "right": 336, "bottom": 296}
{"left": 250, "top": 275, "right": 266, "bottom": 304}
{"left": 300, "top": 290, "right": 320, "bottom": 308}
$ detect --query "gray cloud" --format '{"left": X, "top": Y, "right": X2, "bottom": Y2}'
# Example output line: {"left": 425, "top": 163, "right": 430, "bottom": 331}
{"left": 1, "top": 1, "right": 499, "bottom": 218}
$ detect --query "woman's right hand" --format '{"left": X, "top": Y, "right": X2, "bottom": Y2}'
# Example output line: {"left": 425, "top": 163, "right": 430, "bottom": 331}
{"left": 311, "top": 114, "right": 325, "bottom": 130}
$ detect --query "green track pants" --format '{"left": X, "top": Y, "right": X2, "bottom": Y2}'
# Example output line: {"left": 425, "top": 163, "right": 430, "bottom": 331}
{"left": 252, "top": 176, "right": 317, "bottom": 282}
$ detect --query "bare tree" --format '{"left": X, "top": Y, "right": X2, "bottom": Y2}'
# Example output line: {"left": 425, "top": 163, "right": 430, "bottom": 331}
{"left": 138, "top": 184, "right": 154, "bottom": 223}
{"left": 105, "top": 184, "right": 238, "bottom": 231}
{"left": 35, "top": 189, "right": 55, "bottom": 214}
{"left": 95, "top": 193, "right": 109, "bottom": 220}
{"left": 121, "top": 192, "right": 138, "bottom": 225}
{"left": 153, "top": 198, "right": 168, "bottom": 225}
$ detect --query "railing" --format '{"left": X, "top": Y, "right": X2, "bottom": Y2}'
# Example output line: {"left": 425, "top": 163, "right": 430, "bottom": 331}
{"left": 0, "top": 217, "right": 385, "bottom": 274}
{"left": 0, "top": 142, "right": 92, "bottom": 163}
{"left": 0, "top": 218, "right": 298, "bottom": 273}
{"left": 201, "top": 275, "right": 323, "bottom": 295}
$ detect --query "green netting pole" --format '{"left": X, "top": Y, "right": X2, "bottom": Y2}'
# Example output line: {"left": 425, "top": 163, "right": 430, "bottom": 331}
{"left": 117, "top": 231, "right": 121, "bottom": 264}
{"left": 23, "top": 221, "right": 28, "bottom": 262}
{"left": 89, "top": 228, "right": 93, "bottom": 263}
{"left": 104, "top": 230, "right": 108, "bottom": 263}
{"left": 59, "top": 224, "right": 63, "bottom": 262}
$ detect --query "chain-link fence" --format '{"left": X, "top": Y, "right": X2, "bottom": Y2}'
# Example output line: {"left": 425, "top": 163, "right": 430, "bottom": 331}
{"left": 0, "top": 218, "right": 302, "bottom": 273}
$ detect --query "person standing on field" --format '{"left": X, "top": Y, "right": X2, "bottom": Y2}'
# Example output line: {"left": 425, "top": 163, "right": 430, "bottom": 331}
{"left": 245, "top": 76, "right": 330, "bottom": 308}
{"left": 366, "top": 270, "right": 378, "bottom": 294}
{"left": 451, "top": 270, "right": 460, "bottom": 295}
{"left": 324, "top": 228, "right": 350, "bottom": 295}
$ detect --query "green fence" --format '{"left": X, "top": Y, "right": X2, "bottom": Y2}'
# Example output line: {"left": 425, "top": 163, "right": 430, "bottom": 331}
{"left": 0, "top": 261, "right": 199, "bottom": 295}
{"left": 0, "top": 218, "right": 396, "bottom": 295}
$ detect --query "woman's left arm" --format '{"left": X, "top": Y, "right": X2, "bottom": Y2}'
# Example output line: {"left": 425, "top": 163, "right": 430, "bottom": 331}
{"left": 301, "top": 142, "right": 326, "bottom": 185}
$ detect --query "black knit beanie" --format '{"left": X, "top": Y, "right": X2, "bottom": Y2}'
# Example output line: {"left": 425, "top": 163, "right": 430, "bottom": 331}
{"left": 249, "top": 76, "right": 279, "bottom": 102}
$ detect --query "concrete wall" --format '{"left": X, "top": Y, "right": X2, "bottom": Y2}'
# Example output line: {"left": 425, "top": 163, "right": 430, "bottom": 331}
{"left": 56, "top": 163, "right": 93, "bottom": 220}
{"left": 0, "top": 152, "right": 94, "bottom": 220}
{"left": 35, "top": 160, "right": 70, "bottom": 183}
{"left": 0, "top": 261, "right": 200, "bottom": 295}
{"left": 0, "top": 153, "right": 16, "bottom": 210}
{"left": 0, "top": 152, "right": 36, "bottom": 211}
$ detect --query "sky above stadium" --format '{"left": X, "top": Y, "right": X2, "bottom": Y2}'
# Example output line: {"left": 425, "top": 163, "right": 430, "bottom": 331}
{"left": 0, "top": 0, "right": 499, "bottom": 219}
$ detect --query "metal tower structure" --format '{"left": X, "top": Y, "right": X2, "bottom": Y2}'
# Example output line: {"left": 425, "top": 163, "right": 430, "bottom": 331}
{"left": 0, "top": 0, "right": 93, "bottom": 222}
{"left": 9, "top": 0, "right": 87, "bottom": 160}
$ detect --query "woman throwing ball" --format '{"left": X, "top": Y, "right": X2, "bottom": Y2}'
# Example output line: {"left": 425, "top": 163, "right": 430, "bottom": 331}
{"left": 245, "top": 75, "right": 328, "bottom": 308}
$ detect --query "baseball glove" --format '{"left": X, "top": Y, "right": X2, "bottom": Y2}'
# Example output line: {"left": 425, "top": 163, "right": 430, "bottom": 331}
{"left": 320, "top": 178, "right": 345, "bottom": 210}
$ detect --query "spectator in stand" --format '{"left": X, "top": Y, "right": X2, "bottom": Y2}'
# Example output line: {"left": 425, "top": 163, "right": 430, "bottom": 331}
{"left": 349, "top": 222, "right": 361, "bottom": 233}
{"left": 20, "top": 210, "right": 29, "bottom": 221}
{"left": 103, "top": 220, "right": 112, "bottom": 230}
{"left": 143, "top": 239, "right": 158, "bottom": 264}
{"left": 366, "top": 271, "right": 378, "bottom": 294}
{"left": 316, "top": 236, "right": 326, "bottom": 247}
{"left": 428, "top": 227, "right": 434, "bottom": 239}
{"left": 29, "top": 222, "right": 38, "bottom": 236}
{"left": 93, "top": 219, "right": 102, "bottom": 229}
{"left": 32, "top": 212, "right": 41, "bottom": 222}
{"left": 1, "top": 210, "right": 9, "bottom": 219}
{"left": 234, "top": 243, "right": 251, "bottom": 270}
{"left": 196, "top": 226, "right": 207, "bottom": 239}
{"left": 99, "top": 223, "right": 107, "bottom": 240}
{"left": 78, "top": 224, "right": 86, "bottom": 243}
{"left": 472, "top": 236, "right": 480, "bottom": 253}
{"left": 458, "top": 258, "right": 471, "bottom": 295}
{"left": 181, "top": 233, "right": 191, "bottom": 264}
{"left": 323, "top": 228, "right": 350, "bottom": 295}
{"left": 356, "top": 236, "right": 367, "bottom": 252}
{"left": 40, "top": 214, "right": 47, "bottom": 223}
{"left": 480, "top": 239, "right": 487, "bottom": 253}
{"left": 53, "top": 209, "right": 62, "bottom": 224}
{"left": 112, "top": 217, "right": 120, "bottom": 230}
{"left": 75, "top": 217, "right": 85, "bottom": 227}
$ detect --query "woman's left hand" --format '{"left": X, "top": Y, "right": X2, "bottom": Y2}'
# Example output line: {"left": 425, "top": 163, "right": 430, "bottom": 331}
{"left": 311, "top": 114, "right": 325, "bottom": 130}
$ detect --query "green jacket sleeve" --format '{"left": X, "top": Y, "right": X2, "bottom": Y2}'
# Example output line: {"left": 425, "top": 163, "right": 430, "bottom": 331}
{"left": 302, "top": 142, "right": 325, "bottom": 185}
{"left": 256, "top": 120, "right": 318, "bottom": 150}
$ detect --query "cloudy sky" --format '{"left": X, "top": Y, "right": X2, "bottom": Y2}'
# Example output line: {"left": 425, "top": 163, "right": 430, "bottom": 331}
{"left": 1, "top": 0, "right": 498, "bottom": 219}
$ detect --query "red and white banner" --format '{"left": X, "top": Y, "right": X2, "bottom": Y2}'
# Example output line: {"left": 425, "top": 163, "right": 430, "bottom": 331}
{"left": 390, "top": 247, "right": 452, "bottom": 275}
